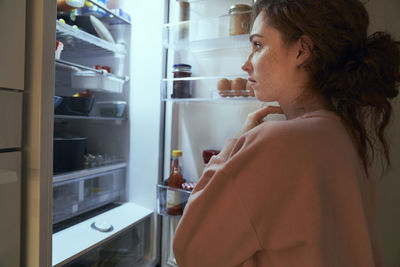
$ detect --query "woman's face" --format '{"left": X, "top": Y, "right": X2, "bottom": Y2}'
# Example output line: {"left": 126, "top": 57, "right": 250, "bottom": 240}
{"left": 242, "top": 12, "right": 299, "bottom": 102}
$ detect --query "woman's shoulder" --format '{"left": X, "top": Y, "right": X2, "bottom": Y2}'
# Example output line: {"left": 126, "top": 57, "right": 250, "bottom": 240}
{"left": 246, "top": 110, "right": 344, "bottom": 145}
{"left": 229, "top": 111, "right": 348, "bottom": 164}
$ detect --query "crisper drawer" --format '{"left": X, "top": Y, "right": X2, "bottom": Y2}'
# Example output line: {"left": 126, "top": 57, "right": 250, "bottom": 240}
{"left": 53, "top": 168, "right": 125, "bottom": 224}
{"left": 0, "top": 90, "right": 22, "bottom": 149}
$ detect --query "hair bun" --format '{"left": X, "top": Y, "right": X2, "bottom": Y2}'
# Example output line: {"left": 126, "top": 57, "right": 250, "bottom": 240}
{"left": 364, "top": 32, "right": 400, "bottom": 99}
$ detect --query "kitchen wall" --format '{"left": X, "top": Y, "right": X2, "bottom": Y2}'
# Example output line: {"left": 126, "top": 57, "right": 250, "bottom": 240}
{"left": 364, "top": 0, "right": 400, "bottom": 266}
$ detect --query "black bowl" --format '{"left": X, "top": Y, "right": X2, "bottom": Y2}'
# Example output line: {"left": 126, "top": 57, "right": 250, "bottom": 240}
{"left": 55, "top": 96, "right": 95, "bottom": 116}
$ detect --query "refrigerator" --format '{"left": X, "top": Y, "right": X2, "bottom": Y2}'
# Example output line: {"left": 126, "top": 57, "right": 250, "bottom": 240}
{"left": 2, "top": 0, "right": 396, "bottom": 266}
{"left": 9, "top": 0, "right": 258, "bottom": 266}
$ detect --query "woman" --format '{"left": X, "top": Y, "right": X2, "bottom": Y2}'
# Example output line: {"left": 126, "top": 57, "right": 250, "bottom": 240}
{"left": 173, "top": 0, "right": 399, "bottom": 266}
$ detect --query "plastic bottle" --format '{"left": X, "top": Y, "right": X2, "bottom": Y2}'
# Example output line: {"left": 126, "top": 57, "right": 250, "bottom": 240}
{"left": 166, "top": 150, "right": 184, "bottom": 215}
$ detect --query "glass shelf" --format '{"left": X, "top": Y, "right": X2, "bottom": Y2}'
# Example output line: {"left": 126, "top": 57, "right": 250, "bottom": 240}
{"left": 56, "top": 20, "right": 126, "bottom": 57}
{"left": 86, "top": 0, "right": 131, "bottom": 25}
{"left": 55, "top": 59, "right": 128, "bottom": 81}
{"left": 53, "top": 162, "right": 127, "bottom": 184}
{"left": 165, "top": 34, "right": 250, "bottom": 52}
{"left": 161, "top": 75, "right": 258, "bottom": 101}
{"left": 54, "top": 114, "right": 127, "bottom": 121}
{"left": 163, "top": 12, "right": 251, "bottom": 52}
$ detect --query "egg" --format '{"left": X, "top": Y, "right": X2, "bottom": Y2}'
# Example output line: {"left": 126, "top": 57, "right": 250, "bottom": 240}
{"left": 245, "top": 80, "right": 255, "bottom": 97}
{"left": 217, "top": 78, "right": 231, "bottom": 91}
{"left": 231, "top": 78, "right": 246, "bottom": 96}
{"left": 217, "top": 78, "right": 231, "bottom": 97}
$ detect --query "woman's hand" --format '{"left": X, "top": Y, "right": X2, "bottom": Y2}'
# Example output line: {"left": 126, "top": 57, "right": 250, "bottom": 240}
{"left": 237, "top": 105, "right": 284, "bottom": 137}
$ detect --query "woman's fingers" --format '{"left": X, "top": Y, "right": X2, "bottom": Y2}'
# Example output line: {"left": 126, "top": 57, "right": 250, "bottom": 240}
{"left": 237, "top": 105, "right": 283, "bottom": 137}
{"left": 252, "top": 105, "right": 284, "bottom": 123}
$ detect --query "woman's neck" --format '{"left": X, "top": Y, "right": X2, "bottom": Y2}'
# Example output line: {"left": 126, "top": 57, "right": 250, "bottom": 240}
{"left": 280, "top": 92, "right": 332, "bottom": 120}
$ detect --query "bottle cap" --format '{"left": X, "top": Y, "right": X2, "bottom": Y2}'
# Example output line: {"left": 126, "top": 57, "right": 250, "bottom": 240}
{"left": 172, "top": 150, "right": 182, "bottom": 157}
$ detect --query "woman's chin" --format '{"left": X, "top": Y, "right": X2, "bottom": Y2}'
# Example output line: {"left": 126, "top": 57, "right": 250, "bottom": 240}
{"left": 254, "top": 92, "right": 275, "bottom": 103}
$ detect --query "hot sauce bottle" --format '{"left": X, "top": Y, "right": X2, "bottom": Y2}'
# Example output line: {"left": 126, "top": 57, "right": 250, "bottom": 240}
{"left": 166, "top": 150, "right": 184, "bottom": 215}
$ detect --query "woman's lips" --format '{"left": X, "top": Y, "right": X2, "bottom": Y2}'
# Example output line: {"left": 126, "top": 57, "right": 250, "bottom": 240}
{"left": 247, "top": 78, "right": 256, "bottom": 87}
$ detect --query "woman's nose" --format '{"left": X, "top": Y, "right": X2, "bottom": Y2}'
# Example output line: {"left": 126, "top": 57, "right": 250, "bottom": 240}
{"left": 242, "top": 59, "right": 251, "bottom": 72}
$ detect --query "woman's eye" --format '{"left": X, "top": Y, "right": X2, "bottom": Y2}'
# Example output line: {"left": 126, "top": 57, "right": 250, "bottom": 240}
{"left": 252, "top": 41, "right": 262, "bottom": 51}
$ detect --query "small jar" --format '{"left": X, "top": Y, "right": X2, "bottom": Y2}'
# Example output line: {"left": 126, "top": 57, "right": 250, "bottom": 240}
{"left": 229, "top": 4, "right": 252, "bottom": 36}
{"left": 172, "top": 64, "right": 192, "bottom": 98}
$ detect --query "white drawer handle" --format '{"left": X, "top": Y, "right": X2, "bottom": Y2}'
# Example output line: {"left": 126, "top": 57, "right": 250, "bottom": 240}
{"left": 0, "top": 169, "right": 18, "bottom": 185}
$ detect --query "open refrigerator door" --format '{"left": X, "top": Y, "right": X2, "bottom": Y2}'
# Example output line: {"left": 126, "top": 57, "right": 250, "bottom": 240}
{"left": 157, "top": 0, "right": 267, "bottom": 266}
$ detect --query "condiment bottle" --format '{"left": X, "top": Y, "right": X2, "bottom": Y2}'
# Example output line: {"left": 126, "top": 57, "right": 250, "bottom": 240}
{"left": 166, "top": 150, "right": 184, "bottom": 215}
{"left": 172, "top": 64, "right": 192, "bottom": 98}
{"left": 229, "top": 4, "right": 252, "bottom": 36}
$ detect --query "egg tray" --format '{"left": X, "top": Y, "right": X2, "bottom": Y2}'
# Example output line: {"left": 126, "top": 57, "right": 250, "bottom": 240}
{"left": 217, "top": 89, "right": 255, "bottom": 98}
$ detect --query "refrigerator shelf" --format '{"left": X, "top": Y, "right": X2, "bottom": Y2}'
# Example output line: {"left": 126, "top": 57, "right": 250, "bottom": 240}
{"left": 53, "top": 162, "right": 127, "bottom": 184}
{"left": 162, "top": 96, "right": 258, "bottom": 102}
{"left": 85, "top": 0, "right": 131, "bottom": 25}
{"left": 163, "top": 11, "right": 251, "bottom": 52}
{"left": 54, "top": 114, "right": 127, "bottom": 121}
{"left": 55, "top": 59, "right": 128, "bottom": 81}
{"left": 164, "top": 33, "right": 250, "bottom": 52}
{"left": 161, "top": 75, "right": 260, "bottom": 101}
{"left": 56, "top": 20, "right": 126, "bottom": 57}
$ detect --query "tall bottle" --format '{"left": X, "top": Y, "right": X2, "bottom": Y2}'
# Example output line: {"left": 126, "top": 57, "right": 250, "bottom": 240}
{"left": 166, "top": 150, "right": 184, "bottom": 215}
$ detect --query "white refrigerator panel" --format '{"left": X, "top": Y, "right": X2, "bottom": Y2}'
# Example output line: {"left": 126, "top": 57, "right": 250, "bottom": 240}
{"left": 0, "top": 90, "right": 22, "bottom": 149}
{"left": 0, "top": 152, "right": 21, "bottom": 267}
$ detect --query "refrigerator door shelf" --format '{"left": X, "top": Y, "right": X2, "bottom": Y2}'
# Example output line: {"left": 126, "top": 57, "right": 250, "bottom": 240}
{"left": 0, "top": 90, "right": 22, "bottom": 149}
{"left": 163, "top": 12, "right": 252, "bottom": 51}
{"left": 161, "top": 75, "right": 259, "bottom": 101}
{"left": 164, "top": 31, "right": 250, "bottom": 52}
{"left": 156, "top": 184, "right": 191, "bottom": 217}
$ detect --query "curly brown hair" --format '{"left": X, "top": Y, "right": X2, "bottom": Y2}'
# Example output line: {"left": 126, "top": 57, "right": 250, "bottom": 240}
{"left": 254, "top": 0, "right": 400, "bottom": 175}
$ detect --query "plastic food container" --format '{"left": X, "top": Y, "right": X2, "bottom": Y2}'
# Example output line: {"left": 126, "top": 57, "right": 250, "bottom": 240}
{"left": 55, "top": 96, "right": 95, "bottom": 116}
{"left": 97, "top": 101, "right": 127, "bottom": 117}
{"left": 72, "top": 71, "right": 125, "bottom": 93}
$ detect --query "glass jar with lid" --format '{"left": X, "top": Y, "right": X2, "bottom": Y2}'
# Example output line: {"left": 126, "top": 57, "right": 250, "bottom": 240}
{"left": 172, "top": 64, "right": 192, "bottom": 98}
{"left": 229, "top": 4, "right": 252, "bottom": 36}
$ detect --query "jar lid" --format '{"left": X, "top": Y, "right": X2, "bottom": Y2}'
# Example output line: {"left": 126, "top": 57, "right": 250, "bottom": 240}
{"left": 173, "top": 64, "right": 192, "bottom": 69}
{"left": 173, "top": 64, "right": 192, "bottom": 73}
{"left": 172, "top": 150, "right": 182, "bottom": 157}
{"left": 229, "top": 4, "right": 252, "bottom": 14}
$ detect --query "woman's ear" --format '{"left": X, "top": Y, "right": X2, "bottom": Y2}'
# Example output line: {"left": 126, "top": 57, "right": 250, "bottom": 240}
{"left": 295, "top": 35, "right": 314, "bottom": 67}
